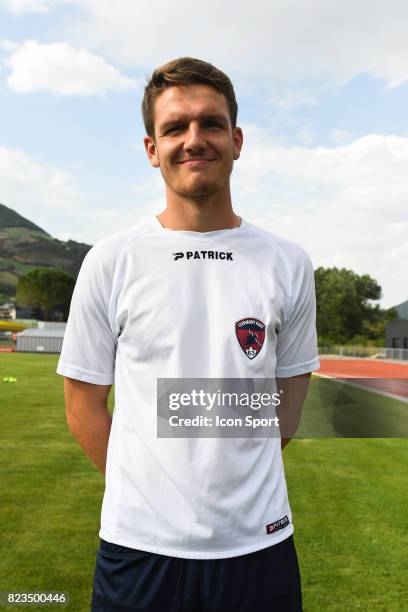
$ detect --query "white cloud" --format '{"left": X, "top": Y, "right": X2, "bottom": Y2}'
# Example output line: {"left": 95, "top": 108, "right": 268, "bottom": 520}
{"left": 4, "top": 40, "right": 139, "bottom": 95}
{"left": 0, "top": 145, "right": 85, "bottom": 211}
{"left": 236, "top": 129, "right": 407, "bottom": 195}
{"left": 330, "top": 129, "right": 354, "bottom": 145}
{"left": 296, "top": 125, "right": 314, "bottom": 146}
{"left": 233, "top": 127, "right": 408, "bottom": 307}
{"left": 132, "top": 172, "right": 163, "bottom": 195}
{"left": 1, "top": 0, "right": 80, "bottom": 15}
{"left": 0, "top": 145, "right": 97, "bottom": 238}
{"left": 1, "top": 0, "right": 56, "bottom": 14}
{"left": 0, "top": 39, "right": 19, "bottom": 52}
{"left": 0, "top": 145, "right": 164, "bottom": 244}
{"left": 59, "top": 0, "right": 408, "bottom": 91}
{"left": 266, "top": 79, "right": 346, "bottom": 111}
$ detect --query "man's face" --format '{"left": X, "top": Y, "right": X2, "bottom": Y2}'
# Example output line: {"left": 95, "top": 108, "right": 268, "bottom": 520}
{"left": 144, "top": 84, "right": 243, "bottom": 199}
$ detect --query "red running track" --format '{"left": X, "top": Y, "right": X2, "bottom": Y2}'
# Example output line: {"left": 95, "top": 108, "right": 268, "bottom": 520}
{"left": 318, "top": 358, "right": 408, "bottom": 399}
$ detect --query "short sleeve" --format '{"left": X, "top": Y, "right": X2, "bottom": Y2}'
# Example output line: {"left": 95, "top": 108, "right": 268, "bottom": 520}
{"left": 56, "top": 246, "right": 117, "bottom": 385}
{"left": 275, "top": 252, "right": 320, "bottom": 377}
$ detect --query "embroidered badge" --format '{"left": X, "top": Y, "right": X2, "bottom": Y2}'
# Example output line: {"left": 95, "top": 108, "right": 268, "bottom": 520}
{"left": 235, "top": 318, "right": 266, "bottom": 360}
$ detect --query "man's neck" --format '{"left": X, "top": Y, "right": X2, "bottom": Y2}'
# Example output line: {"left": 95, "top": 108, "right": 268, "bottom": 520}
{"left": 158, "top": 188, "right": 241, "bottom": 232}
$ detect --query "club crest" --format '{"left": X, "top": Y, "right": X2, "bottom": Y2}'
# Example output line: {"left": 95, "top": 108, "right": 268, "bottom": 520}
{"left": 235, "top": 318, "right": 266, "bottom": 360}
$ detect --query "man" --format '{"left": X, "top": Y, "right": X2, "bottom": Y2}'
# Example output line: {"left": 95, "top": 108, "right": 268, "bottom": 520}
{"left": 245, "top": 329, "right": 262, "bottom": 348}
{"left": 57, "top": 57, "right": 319, "bottom": 611}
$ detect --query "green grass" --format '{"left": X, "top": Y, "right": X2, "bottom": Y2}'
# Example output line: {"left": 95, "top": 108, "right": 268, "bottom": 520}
{"left": 299, "top": 377, "right": 408, "bottom": 438}
{"left": 0, "top": 272, "right": 18, "bottom": 287}
{"left": 0, "top": 354, "right": 112, "bottom": 611}
{"left": 0, "top": 353, "right": 407, "bottom": 611}
{"left": 287, "top": 439, "right": 407, "bottom": 611}
{"left": 3, "top": 228, "right": 51, "bottom": 240}
{"left": 0, "top": 257, "right": 38, "bottom": 276}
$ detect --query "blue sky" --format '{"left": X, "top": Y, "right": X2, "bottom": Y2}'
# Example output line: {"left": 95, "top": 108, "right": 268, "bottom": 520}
{"left": 0, "top": 0, "right": 407, "bottom": 307}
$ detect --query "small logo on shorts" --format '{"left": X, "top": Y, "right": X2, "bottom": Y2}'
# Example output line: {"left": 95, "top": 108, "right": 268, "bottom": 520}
{"left": 266, "top": 515, "right": 289, "bottom": 534}
{"left": 235, "top": 318, "right": 266, "bottom": 360}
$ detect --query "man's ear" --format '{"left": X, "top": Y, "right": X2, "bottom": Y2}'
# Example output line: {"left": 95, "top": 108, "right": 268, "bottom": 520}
{"left": 232, "top": 126, "right": 243, "bottom": 161}
{"left": 144, "top": 135, "right": 160, "bottom": 168}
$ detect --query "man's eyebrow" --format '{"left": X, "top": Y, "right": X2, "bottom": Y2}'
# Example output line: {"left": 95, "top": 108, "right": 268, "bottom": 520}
{"left": 159, "top": 114, "right": 229, "bottom": 132}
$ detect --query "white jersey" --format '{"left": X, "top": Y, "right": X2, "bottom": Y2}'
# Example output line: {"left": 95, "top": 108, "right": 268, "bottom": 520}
{"left": 57, "top": 216, "right": 319, "bottom": 559}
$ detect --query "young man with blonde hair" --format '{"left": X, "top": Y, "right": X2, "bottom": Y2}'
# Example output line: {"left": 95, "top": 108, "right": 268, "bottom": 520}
{"left": 58, "top": 57, "right": 319, "bottom": 611}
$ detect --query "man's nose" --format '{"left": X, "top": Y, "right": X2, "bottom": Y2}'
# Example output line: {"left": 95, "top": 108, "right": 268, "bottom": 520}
{"left": 184, "top": 124, "right": 206, "bottom": 152}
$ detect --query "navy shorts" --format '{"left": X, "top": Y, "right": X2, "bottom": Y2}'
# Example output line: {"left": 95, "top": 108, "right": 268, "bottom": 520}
{"left": 91, "top": 535, "right": 302, "bottom": 611}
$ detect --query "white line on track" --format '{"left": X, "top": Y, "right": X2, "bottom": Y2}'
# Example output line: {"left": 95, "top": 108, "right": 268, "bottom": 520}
{"left": 313, "top": 372, "right": 408, "bottom": 404}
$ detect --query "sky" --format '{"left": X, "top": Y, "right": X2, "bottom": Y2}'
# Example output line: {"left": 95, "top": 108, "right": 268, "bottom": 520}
{"left": 0, "top": 0, "right": 407, "bottom": 308}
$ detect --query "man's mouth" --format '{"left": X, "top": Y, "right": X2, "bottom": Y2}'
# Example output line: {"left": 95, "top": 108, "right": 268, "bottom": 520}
{"left": 177, "top": 159, "right": 216, "bottom": 165}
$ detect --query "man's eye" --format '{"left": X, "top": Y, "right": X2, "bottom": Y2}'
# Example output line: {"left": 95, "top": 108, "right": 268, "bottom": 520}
{"left": 166, "top": 125, "right": 184, "bottom": 134}
{"left": 204, "top": 121, "right": 221, "bottom": 128}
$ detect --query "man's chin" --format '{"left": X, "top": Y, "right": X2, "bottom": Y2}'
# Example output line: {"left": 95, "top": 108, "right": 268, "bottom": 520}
{"left": 175, "top": 181, "right": 222, "bottom": 199}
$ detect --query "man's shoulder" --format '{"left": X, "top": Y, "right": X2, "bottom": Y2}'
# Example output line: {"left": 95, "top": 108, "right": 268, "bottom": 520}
{"left": 243, "top": 219, "right": 312, "bottom": 267}
{"left": 93, "top": 217, "right": 156, "bottom": 254}
{"left": 83, "top": 217, "right": 157, "bottom": 269}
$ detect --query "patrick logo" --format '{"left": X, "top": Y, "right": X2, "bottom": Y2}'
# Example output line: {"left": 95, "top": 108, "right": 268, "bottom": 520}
{"left": 235, "top": 318, "right": 266, "bottom": 360}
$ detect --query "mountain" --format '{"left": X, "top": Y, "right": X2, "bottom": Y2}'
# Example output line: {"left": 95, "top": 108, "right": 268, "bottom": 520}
{"left": 0, "top": 203, "right": 48, "bottom": 235}
{"left": 0, "top": 202, "right": 91, "bottom": 299}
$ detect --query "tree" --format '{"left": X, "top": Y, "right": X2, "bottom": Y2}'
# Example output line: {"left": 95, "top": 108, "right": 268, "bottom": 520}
{"left": 314, "top": 267, "right": 397, "bottom": 345}
{"left": 16, "top": 267, "right": 75, "bottom": 321}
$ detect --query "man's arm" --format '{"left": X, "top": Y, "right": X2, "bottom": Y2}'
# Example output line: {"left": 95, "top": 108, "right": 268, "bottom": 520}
{"left": 64, "top": 377, "right": 112, "bottom": 474}
{"left": 276, "top": 372, "right": 311, "bottom": 450}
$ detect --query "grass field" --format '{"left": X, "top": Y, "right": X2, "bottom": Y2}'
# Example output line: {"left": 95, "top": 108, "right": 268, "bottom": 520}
{"left": 298, "top": 376, "right": 408, "bottom": 438}
{"left": 0, "top": 353, "right": 407, "bottom": 611}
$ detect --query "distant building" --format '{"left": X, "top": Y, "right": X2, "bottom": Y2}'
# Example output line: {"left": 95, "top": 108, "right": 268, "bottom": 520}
{"left": 16, "top": 322, "right": 66, "bottom": 354}
{"left": 395, "top": 299, "right": 408, "bottom": 320}
{"left": 0, "top": 303, "right": 16, "bottom": 319}
{"left": 385, "top": 319, "right": 408, "bottom": 360}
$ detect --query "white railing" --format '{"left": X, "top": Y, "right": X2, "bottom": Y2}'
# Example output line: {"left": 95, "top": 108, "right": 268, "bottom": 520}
{"left": 384, "top": 348, "right": 408, "bottom": 361}
{"left": 318, "top": 346, "right": 408, "bottom": 361}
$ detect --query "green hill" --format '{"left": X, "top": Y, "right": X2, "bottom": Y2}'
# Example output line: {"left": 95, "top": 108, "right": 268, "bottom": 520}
{"left": 0, "top": 202, "right": 49, "bottom": 235}
{"left": 0, "top": 202, "right": 91, "bottom": 299}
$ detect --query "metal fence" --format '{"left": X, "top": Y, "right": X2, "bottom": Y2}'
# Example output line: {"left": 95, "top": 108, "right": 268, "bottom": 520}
{"left": 384, "top": 348, "right": 408, "bottom": 361}
{"left": 318, "top": 346, "right": 408, "bottom": 361}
